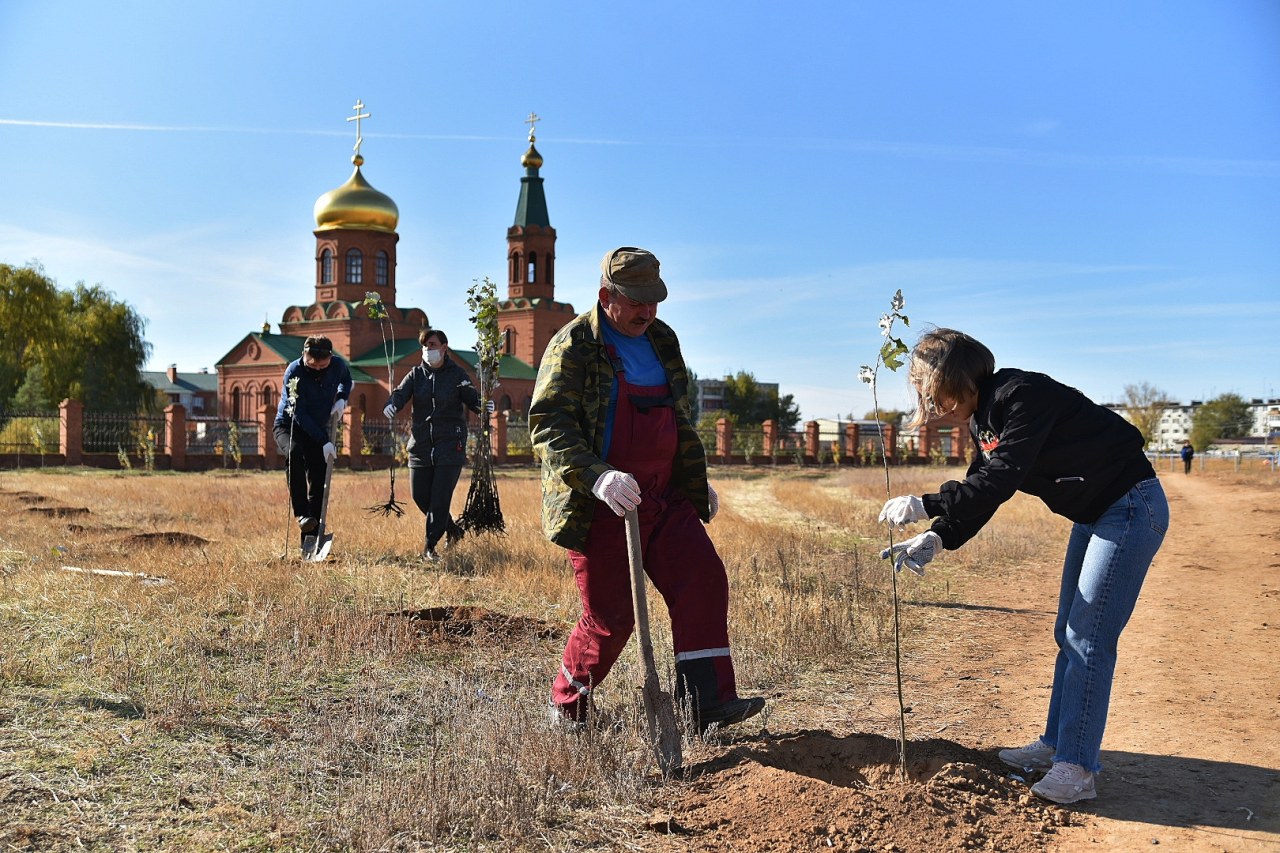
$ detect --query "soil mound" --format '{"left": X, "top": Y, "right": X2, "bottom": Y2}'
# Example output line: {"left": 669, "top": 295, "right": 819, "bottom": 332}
{"left": 670, "top": 731, "right": 1070, "bottom": 852}
{"left": 25, "top": 506, "right": 89, "bottom": 517}
{"left": 123, "top": 531, "right": 210, "bottom": 546}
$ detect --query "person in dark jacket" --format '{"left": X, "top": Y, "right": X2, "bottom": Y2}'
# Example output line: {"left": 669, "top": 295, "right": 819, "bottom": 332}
{"left": 383, "top": 329, "right": 489, "bottom": 561}
{"left": 878, "top": 328, "right": 1168, "bottom": 805}
{"left": 1180, "top": 440, "right": 1195, "bottom": 474}
{"left": 273, "top": 335, "right": 352, "bottom": 544}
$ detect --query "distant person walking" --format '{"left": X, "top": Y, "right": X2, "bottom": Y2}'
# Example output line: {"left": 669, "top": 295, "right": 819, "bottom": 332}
{"left": 383, "top": 329, "right": 490, "bottom": 562}
{"left": 877, "top": 328, "right": 1169, "bottom": 805}
{"left": 1180, "top": 440, "right": 1194, "bottom": 474}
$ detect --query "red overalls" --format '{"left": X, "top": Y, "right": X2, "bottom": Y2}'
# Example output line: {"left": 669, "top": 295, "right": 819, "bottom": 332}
{"left": 551, "top": 349, "right": 739, "bottom": 720}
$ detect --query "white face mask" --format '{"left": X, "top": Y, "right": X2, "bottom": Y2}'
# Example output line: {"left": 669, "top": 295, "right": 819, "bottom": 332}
{"left": 423, "top": 347, "right": 443, "bottom": 367}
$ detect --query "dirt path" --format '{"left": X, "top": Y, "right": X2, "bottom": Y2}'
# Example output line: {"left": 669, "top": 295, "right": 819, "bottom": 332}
{"left": 950, "top": 471, "right": 1280, "bottom": 850}
{"left": 667, "top": 472, "right": 1279, "bottom": 852}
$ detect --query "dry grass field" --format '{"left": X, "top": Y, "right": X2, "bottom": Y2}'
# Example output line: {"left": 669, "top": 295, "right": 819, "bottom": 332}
{"left": 1, "top": 460, "right": 1272, "bottom": 850}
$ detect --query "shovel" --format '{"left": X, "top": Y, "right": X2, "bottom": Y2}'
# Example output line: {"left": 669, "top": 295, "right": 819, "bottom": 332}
{"left": 624, "top": 508, "right": 683, "bottom": 776}
{"left": 302, "top": 410, "right": 341, "bottom": 562}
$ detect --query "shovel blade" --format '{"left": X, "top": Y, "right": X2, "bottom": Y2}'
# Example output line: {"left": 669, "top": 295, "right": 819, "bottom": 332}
{"left": 642, "top": 677, "right": 683, "bottom": 775}
{"left": 302, "top": 532, "right": 333, "bottom": 562}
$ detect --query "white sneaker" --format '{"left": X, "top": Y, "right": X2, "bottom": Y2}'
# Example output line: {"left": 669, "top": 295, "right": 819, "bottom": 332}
{"left": 998, "top": 737, "right": 1055, "bottom": 770}
{"left": 1031, "top": 761, "right": 1097, "bottom": 804}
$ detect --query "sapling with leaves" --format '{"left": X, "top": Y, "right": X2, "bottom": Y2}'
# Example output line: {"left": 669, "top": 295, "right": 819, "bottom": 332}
{"left": 361, "top": 291, "right": 406, "bottom": 517}
{"left": 457, "top": 277, "right": 504, "bottom": 535}
{"left": 858, "top": 287, "right": 913, "bottom": 778}
{"left": 280, "top": 376, "right": 300, "bottom": 557}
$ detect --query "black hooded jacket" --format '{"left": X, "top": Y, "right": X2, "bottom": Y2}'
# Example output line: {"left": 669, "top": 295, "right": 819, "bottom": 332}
{"left": 387, "top": 356, "right": 481, "bottom": 468}
{"left": 922, "top": 368, "right": 1156, "bottom": 550}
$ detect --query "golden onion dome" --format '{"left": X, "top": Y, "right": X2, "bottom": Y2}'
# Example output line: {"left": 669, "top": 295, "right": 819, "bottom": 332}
{"left": 521, "top": 142, "right": 543, "bottom": 170}
{"left": 313, "top": 155, "right": 399, "bottom": 233}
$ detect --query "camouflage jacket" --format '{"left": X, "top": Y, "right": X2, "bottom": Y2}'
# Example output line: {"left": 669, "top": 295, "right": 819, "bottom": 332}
{"left": 529, "top": 302, "right": 710, "bottom": 551}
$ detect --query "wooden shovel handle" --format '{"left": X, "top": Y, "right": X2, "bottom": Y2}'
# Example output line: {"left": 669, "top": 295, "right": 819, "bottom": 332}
{"left": 624, "top": 509, "right": 658, "bottom": 671}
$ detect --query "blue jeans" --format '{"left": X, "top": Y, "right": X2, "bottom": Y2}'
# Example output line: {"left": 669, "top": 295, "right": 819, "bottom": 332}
{"left": 1042, "top": 478, "right": 1169, "bottom": 772}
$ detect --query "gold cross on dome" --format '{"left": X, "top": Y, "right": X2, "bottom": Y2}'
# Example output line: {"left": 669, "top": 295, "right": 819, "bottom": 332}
{"left": 524, "top": 111, "right": 541, "bottom": 142}
{"left": 348, "top": 99, "right": 371, "bottom": 155}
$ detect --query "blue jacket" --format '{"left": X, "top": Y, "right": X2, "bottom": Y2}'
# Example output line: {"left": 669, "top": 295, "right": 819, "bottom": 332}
{"left": 273, "top": 356, "right": 352, "bottom": 444}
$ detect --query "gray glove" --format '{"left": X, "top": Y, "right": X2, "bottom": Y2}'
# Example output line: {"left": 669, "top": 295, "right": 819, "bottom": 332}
{"left": 708, "top": 482, "right": 720, "bottom": 522}
{"left": 322, "top": 442, "right": 337, "bottom": 464}
{"left": 880, "top": 530, "right": 942, "bottom": 576}
{"left": 383, "top": 402, "right": 396, "bottom": 420}
{"left": 591, "top": 470, "right": 641, "bottom": 516}
{"left": 330, "top": 398, "right": 346, "bottom": 418}
{"left": 879, "top": 495, "right": 926, "bottom": 526}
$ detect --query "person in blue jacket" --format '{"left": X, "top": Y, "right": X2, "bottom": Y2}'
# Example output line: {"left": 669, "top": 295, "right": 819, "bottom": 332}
{"left": 383, "top": 329, "right": 490, "bottom": 561}
{"left": 273, "top": 335, "right": 351, "bottom": 542}
{"left": 878, "top": 327, "right": 1169, "bottom": 805}
{"left": 1180, "top": 440, "right": 1194, "bottom": 474}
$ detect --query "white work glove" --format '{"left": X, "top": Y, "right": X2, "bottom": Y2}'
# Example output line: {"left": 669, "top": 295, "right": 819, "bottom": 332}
{"left": 707, "top": 482, "right": 720, "bottom": 522}
{"left": 880, "top": 530, "right": 942, "bottom": 576}
{"left": 322, "top": 442, "right": 337, "bottom": 464}
{"left": 879, "top": 495, "right": 926, "bottom": 526}
{"left": 331, "top": 398, "right": 346, "bottom": 418}
{"left": 383, "top": 402, "right": 397, "bottom": 420}
{"left": 486, "top": 400, "right": 496, "bottom": 414}
{"left": 591, "top": 470, "right": 641, "bottom": 517}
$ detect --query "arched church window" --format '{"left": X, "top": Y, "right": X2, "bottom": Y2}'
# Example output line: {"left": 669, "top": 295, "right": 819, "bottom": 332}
{"left": 346, "top": 249, "right": 363, "bottom": 284}
{"left": 511, "top": 252, "right": 521, "bottom": 282}
{"left": 231, "top": 388, "right": 242, "bottom": 422}
{"left": 375, "top": 251, "right": 389, "bottom": 286}
{"left": 547, "top": 253, "right": 554, "bottom": 285}
{"left": 502, "top": 327, "right": 514, "bottom": 355}
{"left": 528, "top": 252, "right": 537, "bottom": 284}
{"left": 321, "top": 249, "right": 334, "bottom": 284}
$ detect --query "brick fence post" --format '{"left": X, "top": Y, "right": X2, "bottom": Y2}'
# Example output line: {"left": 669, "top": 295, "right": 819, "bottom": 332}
{"left": 259, "top": 403, "right": 278, "bottom": 469}
{"left": 762, "top": 419, "right": 777, "bottom": 459}
{"left": 715, "top": 417, "right": 733, "bottom": 462}
{"left": 491, "top": 410, "right": 508, "bottom": 462}
{"left": 804, "top": 421, "right": 819, "bottom": 462}
{"left": 165, "top": 404, "right": 187, "bottom": 471}
{"left": 345, "top": 406, "right": 362, "bottom": 467}
{"left": 845, "top": 422, "right": 859, "bottom": 464}
{"left": 882, "top": 425, "right": 897, "bottom": 462}
{"left": 59, "top": 399, "right": 83, "bottom": 466}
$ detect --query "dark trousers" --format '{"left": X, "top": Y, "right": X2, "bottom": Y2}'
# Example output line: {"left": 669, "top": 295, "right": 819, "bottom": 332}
{"left": 411, "top": 464, "right": 463, "bottom": 550}
{"left": 274, "top": 427, "right": 327, "bottom": 522}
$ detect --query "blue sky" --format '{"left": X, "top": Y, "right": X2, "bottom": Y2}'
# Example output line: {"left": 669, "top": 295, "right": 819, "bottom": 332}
{"left": 2, "top": 1, "right": 1277, "bottom": 419}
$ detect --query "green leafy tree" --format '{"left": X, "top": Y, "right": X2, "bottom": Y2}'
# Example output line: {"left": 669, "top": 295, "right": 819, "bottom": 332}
{"left": 39, "top": 284, "right": 153, "bottom": 412}
{"left": 721, "top": 370, "right": 802, "bottom": 432}
{"left": 1189, "top": 393, "right": 1253, "bottom": 450}
{"left": 1122, "top": 382, "right": 1172, "bottom": 448}
{"left": 864, "top": 408, "right": 906, "bottom": 425}
{"left": 0, "top": 263, "right": 61, "bottom": 409}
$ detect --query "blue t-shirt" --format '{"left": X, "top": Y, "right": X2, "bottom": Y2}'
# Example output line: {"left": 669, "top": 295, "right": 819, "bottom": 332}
{"left": 600, "top": 322, "right": 666, "bottom": 459}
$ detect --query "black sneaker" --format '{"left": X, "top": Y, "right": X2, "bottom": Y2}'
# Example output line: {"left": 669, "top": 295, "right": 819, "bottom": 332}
{"left": 297, "top": 516, "right": 319, "bottom": 533}
{"left": 696, "top": 696, "right": 766, "bottom": 732}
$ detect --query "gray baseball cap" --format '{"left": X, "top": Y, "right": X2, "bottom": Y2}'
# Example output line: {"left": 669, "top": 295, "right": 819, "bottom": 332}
{"left": 600, "top": 246, "right": 668, "bottom": 303}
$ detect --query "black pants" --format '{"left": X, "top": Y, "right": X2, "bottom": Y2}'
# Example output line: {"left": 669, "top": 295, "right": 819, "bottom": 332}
{"left": 1183, "top": 457, "right": 1192, "bottom": 474}
{"left": 275, "top": 427, "right": 328, "bottom": 523}
{"left": 411, "top": 464, "right": 463, "bottom": 550}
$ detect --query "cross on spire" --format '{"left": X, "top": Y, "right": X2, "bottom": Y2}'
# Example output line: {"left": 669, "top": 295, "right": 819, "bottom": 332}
{"left": 525, "top": 111, "right": 541, "bottom": 142}
{"left": 348, "top": 99, "right": 371, "bottom": 156}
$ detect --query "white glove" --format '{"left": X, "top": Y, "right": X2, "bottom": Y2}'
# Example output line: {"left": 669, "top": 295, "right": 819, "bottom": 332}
{"left": 486, "top": 400, "right": 496, "bottom": 414}
{"left": 707, "top": 482, "right": 719, "bottom": 522}
{"left": 591, "top": 470, "right": 641, "bottom": 517}
{"left": 322, "top": 442, "right": 337, "bottom": 464}
{"left": 880, "top": 530, "right": 942, "bottom": 576}
{"left": 383, "top": 402, "right": 397, "bottom": 420}
{"left": 879, "top": 495, "right": 926, "bottom": 526}
{"left": 331, "top": 398, "right": 346, "bottom": 418}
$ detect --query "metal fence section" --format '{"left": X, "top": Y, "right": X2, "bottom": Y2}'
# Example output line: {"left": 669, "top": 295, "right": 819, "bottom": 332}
{"left": 187, "top": 417, "right": 259, "bottom": 456}
{"left": 505, "top": 417, "right": 532, "bottom": 456}
{"left": 363, "top": 417, "right": 409, "bottom": 458}
{"left": 0, "top": 410, "right": 60, "bottom": 454}
{"left": 83, "top": 411, "right": 168, "bottom": 454}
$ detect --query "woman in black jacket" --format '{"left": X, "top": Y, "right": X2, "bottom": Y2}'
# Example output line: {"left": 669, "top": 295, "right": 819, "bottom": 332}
{"left": 879, "top": 328, "right": 1169, "bottom": 805}
{"left": 383, "top": 329, "right": 486, "bottom": 561}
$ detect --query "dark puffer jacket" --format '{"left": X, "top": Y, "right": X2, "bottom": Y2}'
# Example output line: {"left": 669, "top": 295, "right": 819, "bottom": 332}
{"left": 387, "top": 356, "right": 481, "bottom": 468}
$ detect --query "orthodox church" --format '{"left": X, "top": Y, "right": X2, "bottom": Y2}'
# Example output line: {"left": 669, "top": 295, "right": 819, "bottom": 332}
{"left": 215, "top": 107, "right": 574, "bottom": 441}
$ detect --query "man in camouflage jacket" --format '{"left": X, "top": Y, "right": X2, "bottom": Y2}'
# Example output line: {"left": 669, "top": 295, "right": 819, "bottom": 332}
{"left": 530, "top": 246, "right": 764, "bottom": 732}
